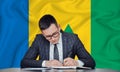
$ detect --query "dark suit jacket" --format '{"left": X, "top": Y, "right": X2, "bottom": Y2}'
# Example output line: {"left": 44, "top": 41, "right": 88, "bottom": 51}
{"left": 21, "top": 31, "right": 95, "bottom": 69}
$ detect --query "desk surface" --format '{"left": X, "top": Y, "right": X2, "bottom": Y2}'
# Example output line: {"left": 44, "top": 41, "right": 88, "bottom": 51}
{"left": 0, "top": 68, "right": 120, "bottom": 72}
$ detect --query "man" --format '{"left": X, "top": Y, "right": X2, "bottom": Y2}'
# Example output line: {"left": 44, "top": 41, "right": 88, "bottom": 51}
{"left": 21, "top": 14, "right": 95, "bottom": 69}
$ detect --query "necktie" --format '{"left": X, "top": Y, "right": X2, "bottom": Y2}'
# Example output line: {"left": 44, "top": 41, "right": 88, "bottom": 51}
{"left": 54, "top": 44, "right": 59, "bottom": 60}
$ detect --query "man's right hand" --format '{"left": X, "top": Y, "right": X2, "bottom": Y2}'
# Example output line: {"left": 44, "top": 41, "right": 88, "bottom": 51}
{"left": 45, "top": 60, "right": 63, "bottom": 67}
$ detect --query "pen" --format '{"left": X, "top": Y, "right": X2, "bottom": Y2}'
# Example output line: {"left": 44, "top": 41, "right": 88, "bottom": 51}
{"left": 68, "top": 51, "right": 72, "bottom": 57}
{"left": 68, "top": 48, "right": 74, "bottom": 58}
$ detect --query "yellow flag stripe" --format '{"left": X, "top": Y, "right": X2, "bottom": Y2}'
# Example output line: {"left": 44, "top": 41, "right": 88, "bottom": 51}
{"left": 29, "top": 0, "right": 90, "bottom": 53}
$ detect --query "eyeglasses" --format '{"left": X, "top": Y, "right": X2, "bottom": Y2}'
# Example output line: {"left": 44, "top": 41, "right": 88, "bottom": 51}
{"left": 44, "top": 31, "right": 59, "bottom": 40}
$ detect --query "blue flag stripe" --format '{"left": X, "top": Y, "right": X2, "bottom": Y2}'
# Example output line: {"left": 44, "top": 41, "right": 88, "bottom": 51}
{"left": 0, "top": 0, "right": 28, "bottom": 69}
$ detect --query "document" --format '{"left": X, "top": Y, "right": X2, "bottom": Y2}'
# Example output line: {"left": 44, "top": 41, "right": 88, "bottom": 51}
{"left": 49, "top": 66, "right": 91, "bottom": 70}
{"left": 50, "top": 66, "right": 76, "bottom": 69}
{"left": 22, "top": 66, "right": 91, "bottom": 71}
{"left": 22, "top": 67, "right": 51, "bottom": 71}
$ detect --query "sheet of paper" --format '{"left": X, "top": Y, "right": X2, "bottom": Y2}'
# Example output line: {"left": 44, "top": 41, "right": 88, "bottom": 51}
{"left": 22, "top": 66, "right": 91, "bottom": 71}
{"left": 22, "top": 67, "right": 51, "bottom": 71}
{"left": 49, "top": 66, "right": 91, "bottom": 69}
{"left": 50, "top": 66, "right": 77, "bottom": 69}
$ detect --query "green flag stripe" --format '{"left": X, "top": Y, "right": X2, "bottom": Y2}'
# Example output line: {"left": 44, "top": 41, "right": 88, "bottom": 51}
{"left": 91, "top": 0, "right": 120, "bottom": 70}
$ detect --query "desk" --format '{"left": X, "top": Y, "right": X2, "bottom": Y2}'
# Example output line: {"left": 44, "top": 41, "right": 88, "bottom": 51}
{"left": 0, "top": 68, "right": 120, "bottom": 72}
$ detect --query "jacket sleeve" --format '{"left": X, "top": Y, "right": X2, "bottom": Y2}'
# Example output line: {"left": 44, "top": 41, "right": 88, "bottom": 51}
{"left": 73, "top": 35, "right": 96, "bottom": 69}
{"left": 21, "top": 35, "right": 43, "bottom": 68}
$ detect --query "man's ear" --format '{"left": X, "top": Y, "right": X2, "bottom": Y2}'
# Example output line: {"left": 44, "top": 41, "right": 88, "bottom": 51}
{"left": 41, "top": 31, "right": 44, "bottom": 35}
{"left": 57, "top": 24, "right": 61, "bottom": 31}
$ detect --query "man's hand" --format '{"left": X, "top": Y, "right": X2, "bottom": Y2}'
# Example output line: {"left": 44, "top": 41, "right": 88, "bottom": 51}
{"left": 63, "top": 57, "right": 78, "bottom": 66}
{"left": 45, "top": 60, "right": 63, "bottom": 67}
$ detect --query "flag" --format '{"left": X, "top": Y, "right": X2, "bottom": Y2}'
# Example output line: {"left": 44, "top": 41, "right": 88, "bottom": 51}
{"left": 0, "top": 0, "right": 28, "bottom": 69}
{"left": 29, "top": 0, "right": 120, "bottom": 70}
{"left": 0, "top": 0, "right": 120, "bottom": 70}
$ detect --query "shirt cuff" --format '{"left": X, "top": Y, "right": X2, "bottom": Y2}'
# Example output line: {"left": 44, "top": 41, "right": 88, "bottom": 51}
{"left": 42, "top": 60, "right": 46, "bottom": 67}
{"left": 76, "top": 60, "right": 84, "bottom": 67}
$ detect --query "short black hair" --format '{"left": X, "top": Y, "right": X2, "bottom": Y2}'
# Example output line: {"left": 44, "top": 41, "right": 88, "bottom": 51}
{"left": 39, "top": 14, "right": 58, "bottom": 30}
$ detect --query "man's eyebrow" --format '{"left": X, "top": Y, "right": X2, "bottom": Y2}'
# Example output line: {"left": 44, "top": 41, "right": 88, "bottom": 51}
{"left": 45, "top": 32, "right": 56, "bottom": 36}
{"left": 46, "top": 31, "right": 58, "bottom": 36}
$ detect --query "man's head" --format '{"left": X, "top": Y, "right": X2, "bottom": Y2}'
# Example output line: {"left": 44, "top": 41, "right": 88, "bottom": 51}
{"left": 39, "top": 14, "right": 60, "bottom": 44}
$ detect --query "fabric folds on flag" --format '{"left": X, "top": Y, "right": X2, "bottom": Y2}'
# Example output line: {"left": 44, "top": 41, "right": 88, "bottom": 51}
{"left": 91, "top": 0, "right": 120, "bottom": 70}
{"left": 0, "top": 0, "right": 28, "bottom": 69}
{"left": 29, "top": 0, "right": 90, "bottom": 52}
{"left": 0, "top": 0, "right": 120, "bottom": 71}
